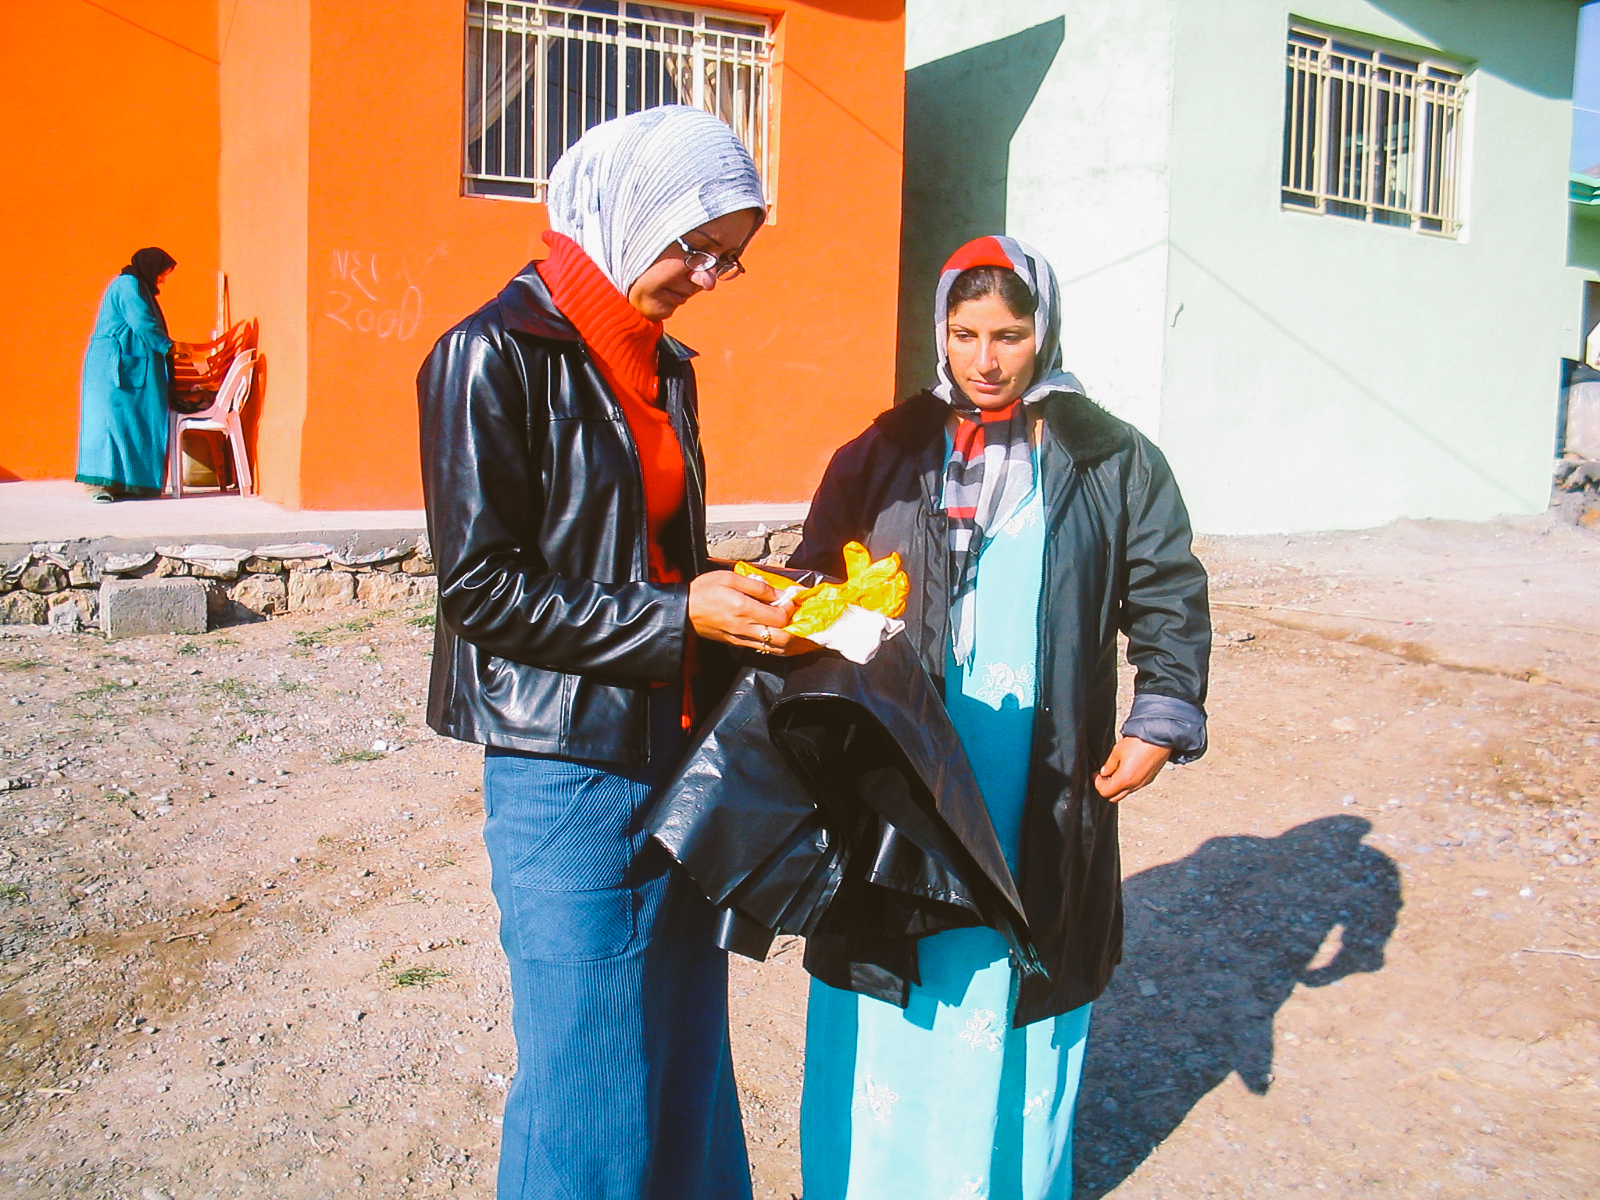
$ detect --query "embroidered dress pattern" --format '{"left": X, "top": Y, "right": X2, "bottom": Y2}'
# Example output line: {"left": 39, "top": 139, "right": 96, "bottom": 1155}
{"left": 959, "top": 1009, "right": 1004, "bottom": 1053}
{"left": 999, "top": 503, "right": 1041, "bottom": 537}
{"left": 972, "top": 663, "right": 1035, "bottom": 709}
{"left": 857, "top": 1076, "right": 900, "bottom": 1123}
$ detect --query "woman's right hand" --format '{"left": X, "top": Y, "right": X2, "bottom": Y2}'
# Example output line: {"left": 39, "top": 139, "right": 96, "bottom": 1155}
{"left": 689, "top": 571, "right": 813, "bottom": 656}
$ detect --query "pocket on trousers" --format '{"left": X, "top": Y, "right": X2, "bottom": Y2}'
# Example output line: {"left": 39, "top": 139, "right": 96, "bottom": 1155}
{"left": 511, "top": 884, "right": 635, "bottom": 963}
{"left": 485, "top": 756, "right": 634, "bottom": 890}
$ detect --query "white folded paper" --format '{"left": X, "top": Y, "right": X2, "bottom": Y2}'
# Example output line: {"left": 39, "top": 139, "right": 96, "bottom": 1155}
{"left": 804, "top": 604, "right": 905, "bottom": 665}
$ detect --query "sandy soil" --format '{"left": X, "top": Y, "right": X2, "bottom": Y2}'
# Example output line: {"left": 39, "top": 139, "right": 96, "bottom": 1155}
{"left": 0, "top": 515, "right": 1596, "bottom": 1199}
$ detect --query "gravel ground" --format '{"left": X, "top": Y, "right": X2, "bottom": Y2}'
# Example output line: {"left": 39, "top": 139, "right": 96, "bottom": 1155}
{"left": 0, "top": 515, "right": 1597, "bottom": 1198}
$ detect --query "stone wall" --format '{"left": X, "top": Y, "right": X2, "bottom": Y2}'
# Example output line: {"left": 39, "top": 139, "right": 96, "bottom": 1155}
{"left": 0, "top": 524, "right": 805, "bottom": 632}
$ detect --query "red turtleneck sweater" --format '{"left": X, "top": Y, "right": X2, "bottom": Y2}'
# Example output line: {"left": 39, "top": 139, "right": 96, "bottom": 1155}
{"left": 538, "top": 230, "right": 687, "bottom": 586}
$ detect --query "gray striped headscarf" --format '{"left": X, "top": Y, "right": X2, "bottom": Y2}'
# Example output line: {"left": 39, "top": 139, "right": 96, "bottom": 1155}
{"left": 934, "top": 236, "right": 1084, "bottom": 668}
{"left": 545, "top": 106, "right": 767, "bottom": 294}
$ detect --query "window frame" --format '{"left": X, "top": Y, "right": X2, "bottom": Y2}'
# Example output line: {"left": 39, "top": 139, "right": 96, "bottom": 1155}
{"left": 1280, "top": 22, "right": 1469, "bottom": 238}
{"left": 462, "top": 0, "right": 775, "bottom": 205}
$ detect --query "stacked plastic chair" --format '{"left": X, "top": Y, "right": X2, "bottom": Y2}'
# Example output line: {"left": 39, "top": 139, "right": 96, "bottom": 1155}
{"left": 168, "top": 319, "right": 260, "bottom": 497}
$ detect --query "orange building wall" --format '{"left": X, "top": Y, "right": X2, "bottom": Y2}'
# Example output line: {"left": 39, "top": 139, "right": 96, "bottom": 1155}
{"left": 219, "top": 0, "right": 312, "bottom": 507}
{"left": 0, "top": 0, "right": 222, "bottom": 482}
{"left": 299, "top": 0, "right": 545, "bottom": 511}
{"left": 677, "top": 1, "right": 906, "bottom": 505}
{"left": 3, "top": 0, "right": 904, "bottom": 509}
{"left": 294, "top": 0, "right": 905, "bottom": 510}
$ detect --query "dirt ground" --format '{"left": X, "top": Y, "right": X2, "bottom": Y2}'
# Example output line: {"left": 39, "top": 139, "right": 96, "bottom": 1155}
{"left": 0, "top": 514, "right": 1597, "bottom": 1199}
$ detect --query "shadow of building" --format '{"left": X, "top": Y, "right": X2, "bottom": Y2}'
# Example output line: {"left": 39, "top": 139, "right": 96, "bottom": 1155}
{"left": 897, "top": 19, "right": 1063, "bottom": 397}
{"left": 1073, "top": 816, "right": 1402, "bottom": 1197}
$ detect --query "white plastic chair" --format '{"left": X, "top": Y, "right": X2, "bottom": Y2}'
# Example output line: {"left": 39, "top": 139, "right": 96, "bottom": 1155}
{"left": 169, "top": 349, "right": 257, "bottom": 498}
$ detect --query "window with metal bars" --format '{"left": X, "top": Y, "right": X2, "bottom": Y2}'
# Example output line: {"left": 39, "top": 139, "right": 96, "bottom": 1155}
{"left": 464, "top": 0, "right": 773, "bottom": 201}
{"left": 1281, "top": 24, "right": 1467, "bottom": 236}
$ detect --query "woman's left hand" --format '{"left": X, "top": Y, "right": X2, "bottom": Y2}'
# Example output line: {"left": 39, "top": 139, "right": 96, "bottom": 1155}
{"left": 1093, "top": 737, "right": 1172, "bottom": 803}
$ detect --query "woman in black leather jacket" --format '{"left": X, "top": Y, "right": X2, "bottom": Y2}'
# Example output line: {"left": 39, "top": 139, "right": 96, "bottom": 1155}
{"left": 416, "top": 108, "right": 805, "bottom": 1200}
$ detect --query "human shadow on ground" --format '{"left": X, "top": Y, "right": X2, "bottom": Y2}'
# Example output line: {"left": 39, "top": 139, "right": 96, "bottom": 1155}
{"left": 1072, "top": 816, "right": 1402, "bottom": 1197}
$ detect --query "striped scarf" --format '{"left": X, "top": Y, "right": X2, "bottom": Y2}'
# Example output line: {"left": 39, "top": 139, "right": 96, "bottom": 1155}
{"left": 933, "top": 236, "right": 1084, "bottom": 667}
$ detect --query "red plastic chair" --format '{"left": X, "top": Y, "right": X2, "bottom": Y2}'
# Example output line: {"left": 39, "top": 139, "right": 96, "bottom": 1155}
{"left": 169, "top": 348, "right": 257, "bottom": 497}
{"left": 173, "top": 319, "right": 258, "bottom": 391}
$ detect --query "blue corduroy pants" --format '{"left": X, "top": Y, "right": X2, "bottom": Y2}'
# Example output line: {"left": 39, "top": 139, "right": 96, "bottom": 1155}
{"left": 483, "top": 696, "right": 752, "bottom": 1200}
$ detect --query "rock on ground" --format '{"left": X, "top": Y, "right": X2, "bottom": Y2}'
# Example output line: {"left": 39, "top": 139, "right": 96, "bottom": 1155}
{"left": 98, "top": 578, "right": 207, "bottom": 640}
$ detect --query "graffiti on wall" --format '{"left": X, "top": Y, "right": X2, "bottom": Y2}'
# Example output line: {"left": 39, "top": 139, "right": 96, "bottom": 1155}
{"left": 325, "top": 250, "right": 442, "bottom": 341}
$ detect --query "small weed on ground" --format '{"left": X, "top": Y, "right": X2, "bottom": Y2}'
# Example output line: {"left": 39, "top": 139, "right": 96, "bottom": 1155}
{"left": 332, "top": 749, "right": 385, "bottom": 765}
{"left": 408, "top": 612, "right": 436, "bottom": 629}
{"left": 389, "top": 965, "right": 450, "bottom": 989}
{"left": 179, "top": 638, "right": 236, "bottom": 653}
{"left": 0, "top": 884, "right": 29, "bottom": 903}
{"left": 294, "top": 617, "right": 373, "bottom": 648}
{"left": 0, "top": 658, "right": 43, "bottom": 672}
{"left": 75, "top": 680, "right": 132, "bottom": 700}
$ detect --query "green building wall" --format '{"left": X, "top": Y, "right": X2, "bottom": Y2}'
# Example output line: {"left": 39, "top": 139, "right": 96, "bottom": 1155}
{"left": 903, "top": 0, "right": 1582, "bottom": 533}
{"left": 1162, "top": 0, "right": 1579, "bottom": 532}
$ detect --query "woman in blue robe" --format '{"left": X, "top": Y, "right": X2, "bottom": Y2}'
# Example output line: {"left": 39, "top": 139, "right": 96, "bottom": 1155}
{"left": 76, "top": 248, "right": 177, "bottom": 501}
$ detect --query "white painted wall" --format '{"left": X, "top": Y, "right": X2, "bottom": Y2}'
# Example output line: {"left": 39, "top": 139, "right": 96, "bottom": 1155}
{"left": 906, "top": 0, "right": 1176, "bottom": 437}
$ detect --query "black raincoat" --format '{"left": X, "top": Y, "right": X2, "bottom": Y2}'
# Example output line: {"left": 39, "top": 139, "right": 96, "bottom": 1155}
{"left": 789, "top": 389, "right": 1211, "bottom": 1025}
{"left": 651, "top": 634, "right": 1044, "bottom": 1009}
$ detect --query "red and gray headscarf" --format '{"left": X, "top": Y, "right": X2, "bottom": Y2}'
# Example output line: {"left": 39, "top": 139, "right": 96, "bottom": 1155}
{"left": 934, "top": 235, "right": 1084, "bottom": 667}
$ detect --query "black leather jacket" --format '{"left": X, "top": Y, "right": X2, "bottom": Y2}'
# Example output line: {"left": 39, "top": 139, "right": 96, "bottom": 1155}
{"left": 416, "top": 261, "right": 723, "bottom": 766}
{"left": 790, "top": 389, "right": 1211, "bottom": 1024}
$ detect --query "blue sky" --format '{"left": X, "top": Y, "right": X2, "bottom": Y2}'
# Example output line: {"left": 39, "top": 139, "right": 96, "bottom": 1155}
{"left": 1574, "top": 3, "right": 1600, "bottom": 171}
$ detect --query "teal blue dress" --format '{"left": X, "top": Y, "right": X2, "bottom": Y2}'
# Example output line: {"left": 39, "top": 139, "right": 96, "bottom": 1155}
{"left": 801, "top": 447, "right": 1092, "bottom": 1200}
{"left": 76, "top": 274, "right": 173, "bottom": 495}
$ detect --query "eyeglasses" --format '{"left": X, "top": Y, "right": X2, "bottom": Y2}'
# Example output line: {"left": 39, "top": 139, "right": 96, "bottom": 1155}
{"left": 674, "top": 237, "right": 747, "bottom": 281}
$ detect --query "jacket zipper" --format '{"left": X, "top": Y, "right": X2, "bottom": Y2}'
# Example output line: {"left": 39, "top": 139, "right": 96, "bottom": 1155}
{"left": 921, "top": 434, "right": 950, "bottom": 677}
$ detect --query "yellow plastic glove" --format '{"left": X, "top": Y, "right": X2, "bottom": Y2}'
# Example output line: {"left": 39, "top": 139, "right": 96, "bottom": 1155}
{"left": 737, "top": 542, "right": 908, "bottom": 640}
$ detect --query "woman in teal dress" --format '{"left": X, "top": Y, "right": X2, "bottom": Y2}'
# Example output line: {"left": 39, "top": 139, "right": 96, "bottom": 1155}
{"left": 789, "top": 236, "right": 1212, "bottom": 1198}
{"left": 76, "top": 248, "right": 177, "bottom": 501}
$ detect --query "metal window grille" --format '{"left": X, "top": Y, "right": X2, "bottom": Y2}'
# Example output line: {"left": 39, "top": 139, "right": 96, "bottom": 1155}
{"left": 1281, "top": 25, "right": 1467, "bottom": 236}
{"left": 464, "top": 0, "right": 773, "bottom": 201}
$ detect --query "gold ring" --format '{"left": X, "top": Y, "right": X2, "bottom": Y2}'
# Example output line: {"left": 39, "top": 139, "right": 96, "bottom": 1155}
{"left": 760, "top": 625, "right": 772, "bottom": 646}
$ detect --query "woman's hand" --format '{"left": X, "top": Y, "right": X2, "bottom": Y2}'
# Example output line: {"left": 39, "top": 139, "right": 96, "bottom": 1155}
{"left": 689, "top": 571, "right": 814, "bottom": 656}
{"left": 1094, "top": 737, "right": 1172, "bottom": 803}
